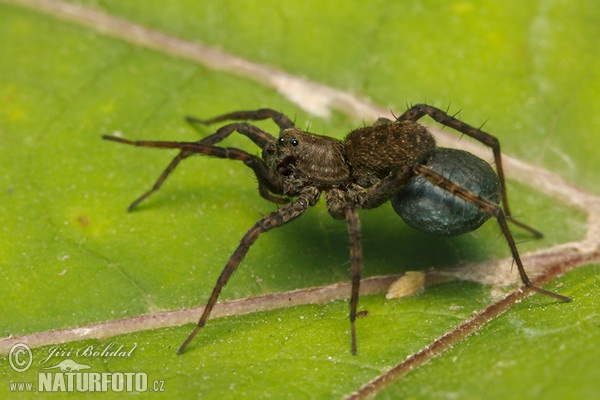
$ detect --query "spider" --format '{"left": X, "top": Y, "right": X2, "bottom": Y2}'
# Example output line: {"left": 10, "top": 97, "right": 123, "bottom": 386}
{"left": 103, "top": 104, "right": 571, "bottom": 355}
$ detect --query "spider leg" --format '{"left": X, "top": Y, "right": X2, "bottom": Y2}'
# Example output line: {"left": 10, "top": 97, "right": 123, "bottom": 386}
{"left": 187, "top": 108, "right": 296, "bottom": 131}
{"left": 103, "top": 120, "right": 284, "bottom": 209}
{"left": 413, "top": 164, "right": 571, "bottom": 303}
{"left": 102, "top": 136, "right": 289, "bottom": 207}
{"left": 345, "top": 206, "right": 362, "bottom": 355}
{"left": 356, "top": 166, "right": 415, "bottom": 210}
{"left": 126, "top": 150, "right": 192, "bottom": 211}
{"left": 192, "top": 121, "right": 278, "bottom": 148}
{"left": 178, "top": 187, "right": 321, "bottom": 354}
{"left": 398, "top": 104, "right": 542, "bottom": 238}
{"left": 326, "top": 189, "right": 378, "bottom": 354}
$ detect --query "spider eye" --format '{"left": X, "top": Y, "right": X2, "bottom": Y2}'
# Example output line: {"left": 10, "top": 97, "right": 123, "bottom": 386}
{"left": 278, "top": 136, "right": 299, "bottom": 147}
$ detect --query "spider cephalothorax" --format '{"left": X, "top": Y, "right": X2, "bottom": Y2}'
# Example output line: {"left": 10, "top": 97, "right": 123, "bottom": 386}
{"left": 103, "top": 104, "right": 571, "bottom": 355}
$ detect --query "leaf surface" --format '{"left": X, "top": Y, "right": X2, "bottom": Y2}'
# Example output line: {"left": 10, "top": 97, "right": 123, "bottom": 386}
{"left": 1, "top": 1, "right": 598, "bottom": 398}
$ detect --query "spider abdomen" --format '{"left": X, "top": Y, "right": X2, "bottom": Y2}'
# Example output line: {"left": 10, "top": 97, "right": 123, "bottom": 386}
{"left": 391, "top": 147, "right": 501, "bottom": 236}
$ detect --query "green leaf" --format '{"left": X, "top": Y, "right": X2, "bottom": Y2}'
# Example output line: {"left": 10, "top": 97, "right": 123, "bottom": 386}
{"left": 1, "top": 1, "right": 598, "bottom": 399}
{"left": 377, "top": 265, "right": 600, "bottom": 400}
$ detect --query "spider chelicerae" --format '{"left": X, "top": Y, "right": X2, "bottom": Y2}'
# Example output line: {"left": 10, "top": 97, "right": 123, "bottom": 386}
{"left": 103, "top": 104, "right": 571, "bottom": 355}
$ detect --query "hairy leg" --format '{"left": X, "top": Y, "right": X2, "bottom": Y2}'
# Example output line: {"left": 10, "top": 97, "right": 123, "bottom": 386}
{"left": 398, "top": 104, "right": 542, "bottom": 237}
{"left": 187, "top": 108, "right": 295, "bottom": 132}
{"left": 353, "top": 166, "right": 415, "bottom": 210}
{"left": 102, "top": 135, "right": 288, "bottom": 207}
{"left": 345, "top": 206, "right": 362, "bottom": 355}
{"left": 178, "top": 187, "right": 321, "bottom": 354}
{"left": 413, "top": 164, "right": 571, "bottom": 302}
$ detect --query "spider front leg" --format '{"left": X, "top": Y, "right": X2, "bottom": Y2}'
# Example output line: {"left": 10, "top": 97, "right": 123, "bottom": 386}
{"left": 103, "top": 109, "right": 297, "bottom": 210}
{"left": 101, "top": 136, "right": 289, "bottom": 207}
{"left": 398, "top": 104, "right": 542, "bottom": 238}
{"left": 178, "top": 187, "right": 321, "bottom": 354}
{"left": 123, "top": 149, "right": 191, "bottom": 211}
{"left": 186, "top": 108, "right": 296, "bottom": 133}
{"left": 412, "top": 164, "right": 571, "bottom": 303}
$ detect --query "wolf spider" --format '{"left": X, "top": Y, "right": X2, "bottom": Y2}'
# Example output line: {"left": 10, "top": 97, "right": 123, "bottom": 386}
{"left": 103, "top": 104, "right": 571, "bottom": 355}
